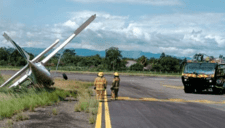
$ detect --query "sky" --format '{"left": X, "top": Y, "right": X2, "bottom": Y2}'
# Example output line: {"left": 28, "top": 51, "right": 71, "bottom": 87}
{"left": 0, "top": 0, "right": 225, "bottom": 58}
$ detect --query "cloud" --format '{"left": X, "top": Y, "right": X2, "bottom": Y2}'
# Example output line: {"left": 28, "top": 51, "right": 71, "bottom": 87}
{"left": 1, "top": 10, "right": 225, "bottom": 58}
{"left": 70, "top": 0, "right": 182, "bottom": 6}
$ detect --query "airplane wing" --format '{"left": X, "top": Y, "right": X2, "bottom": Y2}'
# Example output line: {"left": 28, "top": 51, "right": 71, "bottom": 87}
{"left": 0, "top": 65, "right": 28, "bottom": 87}
{"left": 41, "top": 14, "right": 96, "bottom": 64}
{"left": 8, "top": 74, "right": 29, "bottom": 88}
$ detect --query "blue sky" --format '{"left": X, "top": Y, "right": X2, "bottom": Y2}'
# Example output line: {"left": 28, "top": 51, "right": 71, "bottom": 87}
{"left": 0, "top": 0, "right": 225, "bottom": 58}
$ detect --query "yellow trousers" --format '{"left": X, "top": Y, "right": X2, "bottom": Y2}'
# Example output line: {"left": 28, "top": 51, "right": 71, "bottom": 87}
{"left": 96, "top": 90, "right": 105, "bottom": 101}
{"left": 111, "top": 89, "right": 119, "bottom": 99}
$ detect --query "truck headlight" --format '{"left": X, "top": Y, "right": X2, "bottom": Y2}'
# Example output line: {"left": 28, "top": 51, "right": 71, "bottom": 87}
{"left": 209, "top": 80, "right": 212, "bottom": 83}
{"left": 216, "top": 79, "right": 222, "bottom": 84}
{"left": 184, "top": 79, "right": 187, "bottom": 81}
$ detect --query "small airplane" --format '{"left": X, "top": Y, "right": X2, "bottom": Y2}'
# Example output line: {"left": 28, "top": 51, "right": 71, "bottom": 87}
{"left": 0, "top": 14, "right": 96, "bottom": 88}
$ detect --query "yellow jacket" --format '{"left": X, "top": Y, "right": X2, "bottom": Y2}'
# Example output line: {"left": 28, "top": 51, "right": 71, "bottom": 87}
{"left": 111, "top": 77, "right": 120, "bottom": 89}
{"left": 94, "top": 77, "right": 107, "bottom": 90}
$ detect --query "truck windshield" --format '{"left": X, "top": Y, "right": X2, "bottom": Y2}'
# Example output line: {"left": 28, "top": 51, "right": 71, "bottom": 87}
{"left": 184, "top": 63, "right": 216, "bottom": 74}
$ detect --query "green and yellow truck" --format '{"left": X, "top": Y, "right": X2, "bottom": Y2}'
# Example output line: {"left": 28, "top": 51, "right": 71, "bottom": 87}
{"left": 181, "top": 59, "right": 225, "bottom": 94}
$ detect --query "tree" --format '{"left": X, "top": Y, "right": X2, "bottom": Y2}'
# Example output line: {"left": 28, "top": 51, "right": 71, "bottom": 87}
{"left": 105, "top": 47, "right": 123, "bottom": 71}
{"left": 0, "top": 47, "right": 9, "bottom": 65}
{"left": 148, "top": 57, "right": 157, "bottom": 64}
{"left": 62, "top": 49, "right": 76, "bottom": 65}
{"left": 137, "top": 55, "right": 148, "bottom": 67}
{"left": 179, "top": 58, "right": 187, "bottom": 71}
{"left": 10, "top": 50, "right": 27, "bottom": 66}
{"left": 159, "top": 56, "right": 180, "bottom": 72}
{"left": 160, "top": 52, "right": 166, "bottom": 58}
{"left": 130, "top": 63, "right": 144, "bottom": 71}
{"left": 63, "top": 49, "right": 76, "bottom": 56}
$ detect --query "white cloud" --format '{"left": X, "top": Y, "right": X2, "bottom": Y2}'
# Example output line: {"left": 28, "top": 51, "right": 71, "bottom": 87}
{"left": 71, "top": 0, "right": 182, "bottom": 6}
{"left": 62, "top": 20, "right": 78, "bottom": 29}
{"left": 1, "top": 10, "right": 225, "bottom": 58}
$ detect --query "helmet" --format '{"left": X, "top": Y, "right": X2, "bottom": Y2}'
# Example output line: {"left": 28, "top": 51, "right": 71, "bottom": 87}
{"left": 98, "top": 72, "right": 104, "bottom": 77}
{"left": 114, "top": 72, "right": 119, "bottom": 76}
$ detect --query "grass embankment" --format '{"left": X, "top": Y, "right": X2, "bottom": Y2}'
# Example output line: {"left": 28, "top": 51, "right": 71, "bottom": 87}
{"left": 0, "top": 73, "right": 98, "bottom": 125}
{"left": 54, "top": 78, "right": 98, "bottom": 124}
{"left": 0, "top": 66, "right": 181, "bottom": 77}
{"left": 0, "top": 74, "right": 73, "bottom": 120}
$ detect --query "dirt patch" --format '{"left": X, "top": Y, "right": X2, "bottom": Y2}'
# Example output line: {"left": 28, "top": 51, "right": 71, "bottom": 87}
{"left": 0, "top": 100, "right": 94, "bottom": 128}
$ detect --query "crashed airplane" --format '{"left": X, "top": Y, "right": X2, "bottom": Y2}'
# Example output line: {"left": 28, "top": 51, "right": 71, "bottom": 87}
{"left": 0, "top": 14, "right": 96, "bottom": 88}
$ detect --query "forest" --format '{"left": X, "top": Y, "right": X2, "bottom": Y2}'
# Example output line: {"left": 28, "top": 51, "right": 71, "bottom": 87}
{"left": 0, "top": 47, "right": 186, "bottom": 73}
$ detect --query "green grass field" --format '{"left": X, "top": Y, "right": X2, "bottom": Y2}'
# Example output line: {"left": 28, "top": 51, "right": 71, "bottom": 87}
{"left": 0, "top": 66, "right": 181, "bottom": 77}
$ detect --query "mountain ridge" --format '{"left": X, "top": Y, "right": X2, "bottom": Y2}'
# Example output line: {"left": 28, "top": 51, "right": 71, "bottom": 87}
{"left": 22, "top": 47, "right": 191, "bottom": 60}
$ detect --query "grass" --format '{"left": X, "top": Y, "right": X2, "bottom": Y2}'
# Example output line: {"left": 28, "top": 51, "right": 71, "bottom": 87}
{"left": 89, "top": 115, "right": 96, "bottom": 124}
{"left": 52, "top": 108, "right": 58, "bottom": 115}
{"left": 0, "top": 74, "right": 73, "bottom": 120}
{"left": 0, "top": 88, "right": 71, "bottom": 119}
{"left": 0, "top": 72, "right": 98, "bottom": 124}
{"left": 14, "top": 112, "right": 29, "bottom": 121}
{"left": 53, "top": 78, "right": 98, "bottom": 124}
{"left": 0, "top": 66, "right": 182, "bottom": 77}
{"left": 6, "top": 119, "right": 13, "bottom": 128}
{"left": 74, "top": 90, "right": 98, "bottom": 124}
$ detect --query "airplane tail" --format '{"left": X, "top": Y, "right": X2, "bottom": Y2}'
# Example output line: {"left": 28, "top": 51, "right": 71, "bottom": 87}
{"left": 3, "top": 33, "right": 30, "bottom": 61}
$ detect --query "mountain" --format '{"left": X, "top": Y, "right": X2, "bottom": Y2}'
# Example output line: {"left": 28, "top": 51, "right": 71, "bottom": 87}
{"left": 23, "top": 47, "right": 191, "bottom": 60}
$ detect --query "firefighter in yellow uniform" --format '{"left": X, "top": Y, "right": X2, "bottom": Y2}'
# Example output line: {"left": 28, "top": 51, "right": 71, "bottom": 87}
{"left": 111, "top": 72, "right": 120, "bottom": 100}
{"left": 94, "top": 72, "right": 107, "bottom": 101}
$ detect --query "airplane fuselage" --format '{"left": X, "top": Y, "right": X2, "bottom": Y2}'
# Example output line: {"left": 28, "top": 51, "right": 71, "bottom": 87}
{"left": 28, "top": 61, "right": 54, "bottom": 87}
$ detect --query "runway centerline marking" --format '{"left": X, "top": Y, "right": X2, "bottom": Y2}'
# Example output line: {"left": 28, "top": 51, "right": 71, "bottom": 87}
{"left": 104, "top": 90, "right": 112, "bottom": 128}
{"left": 117, "top": 97, "right": 225, "bottom": 104}
{"left": 95, "top": 101, "right": 102, "bottom": 128}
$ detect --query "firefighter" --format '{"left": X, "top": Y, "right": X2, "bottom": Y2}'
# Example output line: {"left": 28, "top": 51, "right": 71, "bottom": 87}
{"left": 94, "top": 72, "right": 107, "bottom": 101}
{"left": 111, "top": 72, "right": 120, "bottom": 100}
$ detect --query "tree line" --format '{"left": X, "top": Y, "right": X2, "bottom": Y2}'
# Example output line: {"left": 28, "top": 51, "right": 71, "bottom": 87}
{"left": 0, "top": 47, "right": 185, "bottom": 72}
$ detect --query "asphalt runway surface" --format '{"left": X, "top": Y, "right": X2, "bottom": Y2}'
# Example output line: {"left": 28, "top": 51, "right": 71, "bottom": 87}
{"left": 1, "top": 70, "right": 225, "bottom": 128}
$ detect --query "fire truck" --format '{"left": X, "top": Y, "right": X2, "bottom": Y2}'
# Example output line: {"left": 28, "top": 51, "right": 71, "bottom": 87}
{"left": 181, "top": 53, "right": 225, "bottom": 94}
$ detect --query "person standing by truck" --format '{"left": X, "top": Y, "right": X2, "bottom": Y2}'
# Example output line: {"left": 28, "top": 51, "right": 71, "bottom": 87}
{"left": 94, "top": 72, "right": 107, "bottom": 101}
{"left": 111, "top": 72, "right": 120, "bottom": 100}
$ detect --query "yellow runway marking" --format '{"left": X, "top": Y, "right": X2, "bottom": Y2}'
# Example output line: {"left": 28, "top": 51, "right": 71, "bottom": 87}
{"left": 163, "top": 85, "right": 184, "bottom": 90}
{"left": 117, "top": 96, "right": 225, "bottom": 104}
{"left": 104, "top": 91, "right": 112, "bottom": 128}
{"left": 95, "top": 102, "right": 102, "bottom": 128}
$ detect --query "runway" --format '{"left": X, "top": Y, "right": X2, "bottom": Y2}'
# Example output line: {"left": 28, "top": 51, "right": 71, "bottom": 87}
{"left": 1, "top": 70, "right": 225, "bottom": 128}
